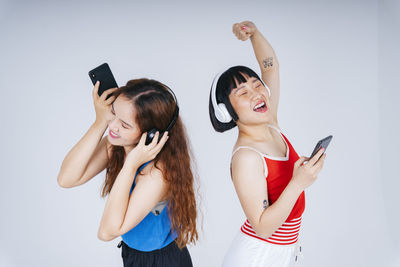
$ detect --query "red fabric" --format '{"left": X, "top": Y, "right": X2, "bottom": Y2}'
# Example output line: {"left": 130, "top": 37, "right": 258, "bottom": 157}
{"left": 264, "top": 133, "right": 305, "bottom": 221}
{"left": 240, "top": 131, "right": 305, "bottom": 245}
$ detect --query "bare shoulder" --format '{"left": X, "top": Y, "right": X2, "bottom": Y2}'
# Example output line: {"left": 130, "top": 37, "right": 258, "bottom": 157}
{"left": 231, "top": 147, "right": 264, "bottom": 181}
{"left": 135, "top": 162, "right": 166, "bottom": 186}
{"left": 135, "top": 161, "right": 168, "bottom": 200}
{"left": 231, "top": 147, "right": 263, "bottom": 166}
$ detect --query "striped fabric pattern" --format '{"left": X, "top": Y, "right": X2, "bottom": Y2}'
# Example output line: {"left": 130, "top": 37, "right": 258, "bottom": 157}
{"left": 241, "top": 217, "right": 302, "bottom": 245}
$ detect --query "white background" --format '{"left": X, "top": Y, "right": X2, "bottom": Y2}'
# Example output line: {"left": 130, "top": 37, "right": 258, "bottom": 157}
{"left": 0, "top": 0, "right": 399, "bottom": 266}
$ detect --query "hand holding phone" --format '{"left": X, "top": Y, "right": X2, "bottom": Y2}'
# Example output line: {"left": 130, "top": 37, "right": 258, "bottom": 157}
{"left": 88, "top": 63, "right": 118, "bottom": 98}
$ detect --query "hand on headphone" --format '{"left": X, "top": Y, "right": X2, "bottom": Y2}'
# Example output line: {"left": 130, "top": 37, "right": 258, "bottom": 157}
{"left": 126, "top": 131, "right": 169, "bottom": 167}
{"left": 232, "top": 21, "right": 257, "bottom": 41}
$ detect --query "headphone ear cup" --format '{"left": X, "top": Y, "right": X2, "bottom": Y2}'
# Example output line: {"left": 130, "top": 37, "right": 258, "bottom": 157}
{"left": 145, "top": 128, "right": 158, "bottom": 145}
{"left": 216, "top": 103, "right": 232, "bottom": 123}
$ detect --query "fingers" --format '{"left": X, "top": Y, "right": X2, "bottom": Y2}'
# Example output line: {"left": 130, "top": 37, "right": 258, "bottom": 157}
{"left": 232, "top": 23, "right": 248, "bottom": 41}
{"left": 146, "top": 131, "right": 169, "bottom": 156}
{"left": 240, "top": 24, "right": 250, "bottom": 35}
{"left": 148, "top": 131, "right": 160, "bottom": 147}
{"left": 148, "top": 129, "right": 168, "bottom": 143}
{"left": 232, "top": 23, "right": 241, "bottom": 38}
{"left": 294, "top": 156, "right": 308, "bottom": 168}
{"left": 105, "top": 95, "right": 116, "bottom": 105}
{"left": 308, "top": 148, "right": 325, "bottom": 166}
{"left": 92, "top": 81, "right": 100, "bottom": 99}
{"left": 155, "top": 131, "right": 169, "bottom": 151}
{"left": 100, "top": 87, "right": 118, "bottom": 101}
{"left": 313, "top": 153, "right": 326, "bottom": 173}
{"left": 239, "top": 30, "right": 248, "bottom": 41}
{"left": 138, "top": 132, "right": 148, "bottom": 146}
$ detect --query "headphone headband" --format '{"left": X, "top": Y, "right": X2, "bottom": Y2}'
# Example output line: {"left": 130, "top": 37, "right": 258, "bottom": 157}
{"left": 163, "top": 84, "right": 179, "bottom": 132}
{"left": 145, "top": 83, "right": 179, "bottom": 145}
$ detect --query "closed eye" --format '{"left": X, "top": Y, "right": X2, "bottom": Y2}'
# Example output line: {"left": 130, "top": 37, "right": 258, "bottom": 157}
{"left": 111, "top": 109, "right": 130, "bottom": 129}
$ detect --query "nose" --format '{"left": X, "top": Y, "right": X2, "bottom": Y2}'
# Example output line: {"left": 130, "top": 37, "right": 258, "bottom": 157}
{"left": 108, "top": 117, "right": 119, "bottom": 132}
{"left": 249, "top": 88, "right": 262, "bottom": 100}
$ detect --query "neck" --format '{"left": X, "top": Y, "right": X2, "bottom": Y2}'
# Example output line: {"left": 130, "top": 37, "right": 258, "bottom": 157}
{"left": 237, "top": 122, "right": 274, "bottom": 142}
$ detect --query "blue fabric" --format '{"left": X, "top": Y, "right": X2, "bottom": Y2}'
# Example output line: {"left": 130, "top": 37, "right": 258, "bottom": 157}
{"left": 122, "top": 161, "right": 177, "bottom": 252}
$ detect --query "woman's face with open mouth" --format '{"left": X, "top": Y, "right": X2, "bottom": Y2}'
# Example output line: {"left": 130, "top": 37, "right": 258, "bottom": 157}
{"left": 229, "top": 75, "right": 272, "bottom": 126}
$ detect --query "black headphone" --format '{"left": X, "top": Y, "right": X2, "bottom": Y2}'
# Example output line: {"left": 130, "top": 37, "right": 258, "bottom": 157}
{"left": 145, "top": 85, "right": 179, "bottom": 145}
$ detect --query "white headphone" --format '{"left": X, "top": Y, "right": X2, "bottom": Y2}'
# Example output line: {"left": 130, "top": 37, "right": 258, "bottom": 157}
{"left": 211, "top": 70, "right": 271, "bottom": 124}
{"left": 211, "top": 72, "right": 233, "bottom": 123}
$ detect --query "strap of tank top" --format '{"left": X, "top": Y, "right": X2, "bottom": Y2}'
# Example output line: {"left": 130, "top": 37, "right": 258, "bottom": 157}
{"left": 266, "top": 124, "right": 282, "bottom": 134}
{"left": 231, "top": 146, "right": 268, "bottom": 177}
{"left": 132, "top": 160, "right": 152, "bottom": 187}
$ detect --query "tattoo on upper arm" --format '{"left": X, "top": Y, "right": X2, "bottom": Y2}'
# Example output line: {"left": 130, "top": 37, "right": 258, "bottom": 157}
{"left": 263, "top": 199, "right": 268, "bottom": 209}
{"left": 262, "top": 57, "right": 273, "bottom": 69}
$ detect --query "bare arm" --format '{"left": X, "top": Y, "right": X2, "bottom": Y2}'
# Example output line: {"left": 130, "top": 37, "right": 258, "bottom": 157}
{"left": 97, "top": 161, "right": 167, "bottom": 241}
{"left": 231, "top": 148, "right": 326, "bottom": 239}
{"left": 57, "top": 121, "right": 108, "bottom": 188}
{"left": 233, "top": 21, "right": 280, "bottom": 125}
{"left": 57, "top": 82, "right": 117, "bottom": 188}
{"left": 97, "top": 132, "right": 169, "bottom": 241}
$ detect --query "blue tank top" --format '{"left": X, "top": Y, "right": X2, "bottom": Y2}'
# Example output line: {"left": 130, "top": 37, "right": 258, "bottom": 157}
{"left": 121, "top": 161, "right": 177, "bottom": 251}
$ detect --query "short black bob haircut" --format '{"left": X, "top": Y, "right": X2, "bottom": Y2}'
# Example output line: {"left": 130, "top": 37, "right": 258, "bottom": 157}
{"left": 209, "top": 65, "right": 264, "bottom": 133}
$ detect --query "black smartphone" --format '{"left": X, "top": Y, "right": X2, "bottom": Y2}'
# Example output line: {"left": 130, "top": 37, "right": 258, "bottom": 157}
{"left": 88, "top": 63, "right": 118, "bottom": 97}
{"left": 309, "top": 135, "right": 333, "bottom": 159}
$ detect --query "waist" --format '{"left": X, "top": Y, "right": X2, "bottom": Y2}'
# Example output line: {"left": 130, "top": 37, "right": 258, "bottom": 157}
{"left": 241, "top": 217, "right": 302, "bottom": 245}
{"left": 120, "top": 239, "right": 177, "bottom": 254}
{"left": 121, "top": 208, "right": 177, "bottom": 251}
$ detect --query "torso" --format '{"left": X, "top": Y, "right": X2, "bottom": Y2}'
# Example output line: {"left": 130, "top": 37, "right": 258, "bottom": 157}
{"left": 122, "top": 161, "right": 177, "bottom": 251}
{"left": 232, "top": 124, "right": 306, "bottom": 245}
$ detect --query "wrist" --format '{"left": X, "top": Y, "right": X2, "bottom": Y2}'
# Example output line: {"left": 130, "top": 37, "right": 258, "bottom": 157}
{"left": 288, "top": 180, "right": 304, "bottom": 195}
{"left": 250, "top": 28, "right": 260, "bottom": 39}
{"left": 125, "top": 153, "right": 142, "bottom": 169}
{"left": 93, "top": 118, "right": 108, "bottom": 129}
{"left": 122, "top": 158, "right": 140, "bottom": 175}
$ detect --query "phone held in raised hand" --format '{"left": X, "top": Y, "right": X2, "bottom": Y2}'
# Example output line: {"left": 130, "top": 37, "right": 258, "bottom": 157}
{"left": 309, "top": 135, "right": 333, "bottom": 160}
{"left": 88, "top": 63, "right": 118, "bottom": 97}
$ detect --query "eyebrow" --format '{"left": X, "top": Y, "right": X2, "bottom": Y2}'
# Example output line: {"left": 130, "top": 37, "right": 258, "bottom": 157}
{"left": 233, "top": 84, "right": 246, "bottom": 92}
{"left": 111, "top": 103, "right": 133, "bottom": 128}
{"left": 233, "top": 79, "right": 260, "bottom": 92}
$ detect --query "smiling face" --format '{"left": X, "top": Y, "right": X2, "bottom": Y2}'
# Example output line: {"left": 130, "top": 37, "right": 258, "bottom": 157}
{"left": 228, "top": 74, "right": 272, "bottom": 126}
{"left": 106, "top": 95, "right": 142, "bottom": 147}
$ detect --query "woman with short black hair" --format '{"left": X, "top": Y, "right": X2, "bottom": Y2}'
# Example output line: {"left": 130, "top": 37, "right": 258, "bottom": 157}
{"left": 209, "top": 21, "right": 327, "bottom": 266}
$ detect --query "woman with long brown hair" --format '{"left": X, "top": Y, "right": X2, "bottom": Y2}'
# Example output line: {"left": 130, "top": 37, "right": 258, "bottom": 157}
{"left": 57, "top": 78, "right": 198, "bottom": 266}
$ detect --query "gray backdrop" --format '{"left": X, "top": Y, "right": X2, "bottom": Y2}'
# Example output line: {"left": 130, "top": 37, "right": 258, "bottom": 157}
{"left": 0, "top": 0, "right": 399, "bottom": 266}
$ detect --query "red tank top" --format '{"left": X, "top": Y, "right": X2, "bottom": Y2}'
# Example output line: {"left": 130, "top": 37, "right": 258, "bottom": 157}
{"left": 236, "top": 126, "right": 305, "bottom": 245}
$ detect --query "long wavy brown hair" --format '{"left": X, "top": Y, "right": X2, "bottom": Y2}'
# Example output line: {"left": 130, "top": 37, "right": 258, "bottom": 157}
{"left": 101, "top": 78, "right": 198, "bottom": 248}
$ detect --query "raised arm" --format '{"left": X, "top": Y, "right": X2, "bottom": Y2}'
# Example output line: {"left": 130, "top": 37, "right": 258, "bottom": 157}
{"left": 232, "top": 21, "right": 280, "bottom": 124}
{"left": 57, "top": 82, "right": 117, "bottom": 188}
{"left": 231, "top": 148, "right": 326, "bottom": 239}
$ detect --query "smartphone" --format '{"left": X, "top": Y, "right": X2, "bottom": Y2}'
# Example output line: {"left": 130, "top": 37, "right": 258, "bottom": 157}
{"left": 309, "top": 135, "right": 333, "bottom": 159}
{"left": 88, "top": 63, "right": 118, "bottom": 97}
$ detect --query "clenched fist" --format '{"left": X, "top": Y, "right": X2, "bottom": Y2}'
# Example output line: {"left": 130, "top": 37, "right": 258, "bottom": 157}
{"left": 232, "top": 21, "right": 257, "bottom": 41}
